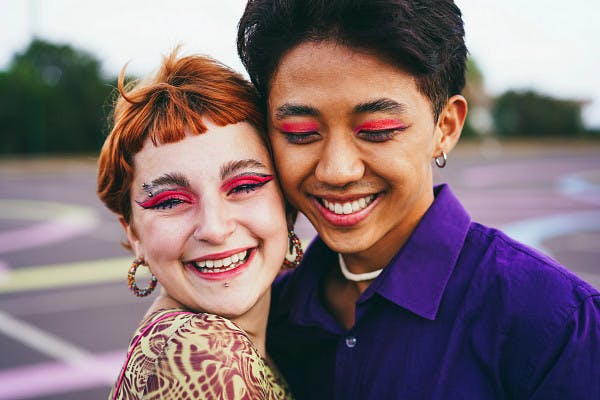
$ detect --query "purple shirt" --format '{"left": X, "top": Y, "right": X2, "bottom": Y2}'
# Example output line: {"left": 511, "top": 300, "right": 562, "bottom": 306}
{"left": 267, "top": 184, "right": 600, "bottom": 400}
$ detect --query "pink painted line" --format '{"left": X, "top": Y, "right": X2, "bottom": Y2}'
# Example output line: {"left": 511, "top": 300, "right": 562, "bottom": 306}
{"left": 0, "top": 350, "right": 125, "bottom": 400}
{"left": 0, "top": 220, "right": 94, "bottom": 254}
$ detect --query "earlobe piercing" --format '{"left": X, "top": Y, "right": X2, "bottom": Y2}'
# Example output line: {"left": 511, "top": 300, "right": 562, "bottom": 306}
{"left": 434, "top": 152, "right": 447, "bottom": 168}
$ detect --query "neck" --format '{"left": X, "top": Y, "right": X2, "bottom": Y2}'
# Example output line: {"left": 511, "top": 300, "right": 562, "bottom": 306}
{"left": 230, "top": 289, "right": 271, "bottom": 358}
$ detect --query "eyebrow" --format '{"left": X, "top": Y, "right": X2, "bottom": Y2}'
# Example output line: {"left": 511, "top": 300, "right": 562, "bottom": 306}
{"left": 148, "top": 172, "right": 190, "bottom": 189}
{"left": 220, "top": 159, "right": 268, "bottom": 181}
{"left": 274, "top": 98, "right": 407, "bottom": 120}
{"left": 353, "top": 98, "right": 408, "bottom": 115}
{"left": 274, "top": 103, "right": 320, "bottom": 120}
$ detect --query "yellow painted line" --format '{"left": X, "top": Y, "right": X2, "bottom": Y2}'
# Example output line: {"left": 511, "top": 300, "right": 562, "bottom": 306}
{"left": 0, "top": 257, "right": 133, "bottom": 294}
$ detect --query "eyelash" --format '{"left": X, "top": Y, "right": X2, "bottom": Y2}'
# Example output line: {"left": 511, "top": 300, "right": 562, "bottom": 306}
{"left": 281, "top": 131, "right": 319, "bottom": 144}
{"left": 137, "top": 191, "right": 193, "bottom": 210}
{"left": 225, "top": 176, "right": 273, "bottom": 195}
{"left": 281, "top": 127, "right": 406, "bottom": 144}
{"left": 356, "top": 128, "right": 406, "bottom": 142}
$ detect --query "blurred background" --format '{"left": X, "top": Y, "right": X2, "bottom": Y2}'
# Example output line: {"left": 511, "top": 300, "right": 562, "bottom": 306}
{"left": 1, "top": 1, "right": 599, "bottom": 399}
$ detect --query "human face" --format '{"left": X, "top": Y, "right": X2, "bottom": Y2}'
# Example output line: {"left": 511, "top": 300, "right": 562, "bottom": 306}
{"left": 124, "top": 121, "right": 288, "bottom": 318}
{"left": 268, "top": 41, "right": 449, "bottom": 265}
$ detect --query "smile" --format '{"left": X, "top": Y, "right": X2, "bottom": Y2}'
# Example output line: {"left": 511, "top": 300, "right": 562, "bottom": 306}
{"left": 188, "top": 249, "right": 250, "bottom": 274}
{"left": 321, "top": 195, "right": 375, "bottom": 215}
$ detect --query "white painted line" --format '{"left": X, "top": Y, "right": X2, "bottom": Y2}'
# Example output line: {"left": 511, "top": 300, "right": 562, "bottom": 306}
{"left": 0, "top": 199, "right": 100, "bottom": 254}
{"left": 0, "top": 311, "right": 99, "bottom": 370}
{"left": 502, "top": 210, "right": 600, "bottom": 254}
{"left": 0, "top": 350, "right": 122, "bottom": 400}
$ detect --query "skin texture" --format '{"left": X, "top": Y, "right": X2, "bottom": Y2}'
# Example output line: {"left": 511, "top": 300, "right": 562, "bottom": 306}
{"left": 268, "top": 41, "right": 466, "bottom": 326}
{"left": 121, "top": 120, "right": 288, "bottom": 346}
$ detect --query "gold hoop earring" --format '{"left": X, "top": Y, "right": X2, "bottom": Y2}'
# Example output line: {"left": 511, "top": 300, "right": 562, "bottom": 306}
{"left": 434, "top": 152, "right": 447, "bottom": 168}
{"left": 283, "top": 229, "right": 303, "bottom": 269}
{"left": 128, "top": 257, "right": 157, "bottom": 297}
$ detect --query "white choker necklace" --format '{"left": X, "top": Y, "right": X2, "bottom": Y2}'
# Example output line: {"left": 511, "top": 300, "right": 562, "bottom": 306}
{"left": 338, "top": 253, "right": 384, "bottom": 282}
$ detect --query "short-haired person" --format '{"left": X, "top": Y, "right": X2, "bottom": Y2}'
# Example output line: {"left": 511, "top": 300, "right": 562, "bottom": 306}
{"left": 237, "top": 1, "right": 600, "bottom": 399}
{"left": 98, "top": 51, "right": 296, "bottom": 399}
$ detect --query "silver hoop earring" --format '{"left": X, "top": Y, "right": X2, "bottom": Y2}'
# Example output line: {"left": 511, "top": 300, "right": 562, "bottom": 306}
{"left": 435, "top": 152, "right": 447, "bottom": 168}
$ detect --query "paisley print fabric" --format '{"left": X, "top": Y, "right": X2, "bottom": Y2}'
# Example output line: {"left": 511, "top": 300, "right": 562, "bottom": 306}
{"left": 110, "top": 309, "right": 293, "bottom": 399}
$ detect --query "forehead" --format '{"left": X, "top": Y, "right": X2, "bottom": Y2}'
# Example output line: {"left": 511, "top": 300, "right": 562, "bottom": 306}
{"left": 269, "top": 42, "right": 426, "bottom": 113}
{"left": 133, "top": 121, "right": 270, "bottom": 178}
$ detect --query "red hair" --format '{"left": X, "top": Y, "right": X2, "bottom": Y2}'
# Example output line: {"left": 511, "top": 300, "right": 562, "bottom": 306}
{"left": 97, "top": 50, "right": 265, "bottom": 223}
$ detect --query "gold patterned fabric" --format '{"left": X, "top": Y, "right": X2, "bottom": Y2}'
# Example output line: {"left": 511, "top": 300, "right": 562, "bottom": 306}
{"left": 110, "top": 308, "right": 294, "bottom": 400}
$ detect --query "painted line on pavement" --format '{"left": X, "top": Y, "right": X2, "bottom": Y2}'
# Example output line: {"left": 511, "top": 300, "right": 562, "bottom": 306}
{"left": 0, "top": 350, "right": 121, "bottom": 400}
{"left": 0, "top": 199, "right": 100, "bottom": 254}
{"left": 502, "top": 210, "right": 600, "bottom": 254}
{"left": 0, "top": 257, "right": 130, "bottom": 294}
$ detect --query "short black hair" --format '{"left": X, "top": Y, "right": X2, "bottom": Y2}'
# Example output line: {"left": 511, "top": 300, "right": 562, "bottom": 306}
{"left": 237, "top": 0, "right": 468, "bottom": 120}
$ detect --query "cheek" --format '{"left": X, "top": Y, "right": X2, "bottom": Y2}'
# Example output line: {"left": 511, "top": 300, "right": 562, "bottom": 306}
{"left": 136, "top": 217, "right": 190, "bottom": 261}
{"left": 272, "top": 144, "right": 312, "bottom": 194}
{"left": 241, "top": 192, "right": 288, "bottom": 238}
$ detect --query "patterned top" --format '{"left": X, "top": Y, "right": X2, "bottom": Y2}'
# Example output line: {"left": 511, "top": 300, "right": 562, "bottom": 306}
{"left": 110, "top": 308, "right": 294, "bottom": 400}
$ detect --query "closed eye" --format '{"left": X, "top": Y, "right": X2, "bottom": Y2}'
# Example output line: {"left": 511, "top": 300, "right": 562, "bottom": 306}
{"left": 356, "top": 128, "right": 406, "bottom": 142}
{"left": 280, "top": 131, "right": 320, "bottom": 144}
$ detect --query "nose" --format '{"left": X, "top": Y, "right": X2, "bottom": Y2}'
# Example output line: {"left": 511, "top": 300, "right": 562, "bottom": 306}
{"left": 192, "top": 197, "right": 235, "bottom": 244}
{"left": 315, "top": 133, "right": 365, "bottom": 187}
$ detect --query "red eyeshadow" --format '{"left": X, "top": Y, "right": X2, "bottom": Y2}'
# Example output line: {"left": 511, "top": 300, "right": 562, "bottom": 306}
{"left": 221, "top": 175, "right": 273, "bottom": 192}
{"left": 137, "top": 190, "right": 194, "bottom": 208}
{"left": 354, "top": 119, "right": 406, "bottom": 133}
{"left": 280, "top": 122, "right": 319, "bottom": 132}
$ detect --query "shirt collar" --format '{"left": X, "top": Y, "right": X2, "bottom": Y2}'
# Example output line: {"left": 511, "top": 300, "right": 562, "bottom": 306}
{"left": 369, "top": 184, "right": 471, "bottom": 320}
{"left": 272, "top": 184, "right": 471, "bottom": 325}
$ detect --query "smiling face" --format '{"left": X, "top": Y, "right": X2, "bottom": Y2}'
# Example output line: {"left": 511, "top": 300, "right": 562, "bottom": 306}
{"left": 268, "top": 41, "right": 464, "bottom": 267}
{"left": 123, "top": 120, "right": 288, "bottom": 318}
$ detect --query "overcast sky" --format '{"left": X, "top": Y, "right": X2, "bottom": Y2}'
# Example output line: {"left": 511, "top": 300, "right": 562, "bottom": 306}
{"left": 2, "top": 0, "right": 599, "bottom": 128}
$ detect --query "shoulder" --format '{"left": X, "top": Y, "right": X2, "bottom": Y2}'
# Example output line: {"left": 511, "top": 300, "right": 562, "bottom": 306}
{"left": 460, "top": 224, "right": 600, "bottom": 391}
{"left": 464, "top": 222, "right": 597, "bottom": 306}
{"left": 149, "top": 312, "right": 277, "bottom": 399}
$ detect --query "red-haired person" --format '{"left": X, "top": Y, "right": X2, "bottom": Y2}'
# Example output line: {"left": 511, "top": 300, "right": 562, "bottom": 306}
{"left": 97, "top": 51, "right": 297, "bottom": 399}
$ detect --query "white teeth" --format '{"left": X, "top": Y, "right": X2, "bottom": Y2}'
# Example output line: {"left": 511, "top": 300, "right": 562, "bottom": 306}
{"left": 191, "top": 250, "right": 248, "bottom": 270}
{"left": 322, "top": 195, "right": 375, "bottom": 215}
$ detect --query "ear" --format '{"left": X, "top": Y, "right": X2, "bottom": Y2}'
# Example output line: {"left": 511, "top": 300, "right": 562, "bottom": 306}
{"left": 285, "top": 201, "right": 298, "bottom": 230}
{"left": 119, "top": 216, "right": 143, "bottom": 257}
{"left": 433, "top": 94, "right": 468, "bottom": 157}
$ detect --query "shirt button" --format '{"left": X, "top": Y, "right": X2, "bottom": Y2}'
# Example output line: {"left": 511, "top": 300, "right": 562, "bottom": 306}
{"left": 345, "top": 336, "right": 357, "bottom": 348}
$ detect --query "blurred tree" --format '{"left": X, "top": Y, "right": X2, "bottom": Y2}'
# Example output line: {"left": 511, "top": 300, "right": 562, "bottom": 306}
{"left": 0, "top": 39, "right": 114, "bottom": 154}
{"left": 492, "top": 90, "right": 586, "bottom": 137}
{"left": 462, "top": 58, "right": 493, "bottom": 138}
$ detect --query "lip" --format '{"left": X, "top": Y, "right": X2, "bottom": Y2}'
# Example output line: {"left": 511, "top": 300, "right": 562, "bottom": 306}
{"left": 187, "top": 247, "right": 250, "bottom": 263}
{"left": 185, "top": 248, "right": 255, "bottom": 281}
{"left": 312, "top": 193, "right": 381, "bottom": 227}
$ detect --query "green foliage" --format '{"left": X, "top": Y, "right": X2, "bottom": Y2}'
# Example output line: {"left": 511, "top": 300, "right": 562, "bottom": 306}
{"left": 0, "top": 39, "right": 116, "bottom": 154}
{"left": 492, "top": 90, "right": 586, "bottom": 137}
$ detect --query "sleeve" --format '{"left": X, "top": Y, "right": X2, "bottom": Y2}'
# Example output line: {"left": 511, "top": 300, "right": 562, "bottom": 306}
{"left": 145, "top": 314, "right": 270, "bottom": 400}
{"left": 528, "top": 294, "right": 600, "bottom": 399}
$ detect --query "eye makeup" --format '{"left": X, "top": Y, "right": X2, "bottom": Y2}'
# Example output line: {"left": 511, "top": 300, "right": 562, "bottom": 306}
{"left": 279, "top": 121, "right": 319, "bottom": 133}
{"left": 221, "top": 173, "right": 274, "bottom": 194}
{"left": 353, "top": 119, "right": 407, "bottom": 134}
{"left": 136, "top": 189, "right": 194, "bottom": 209}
